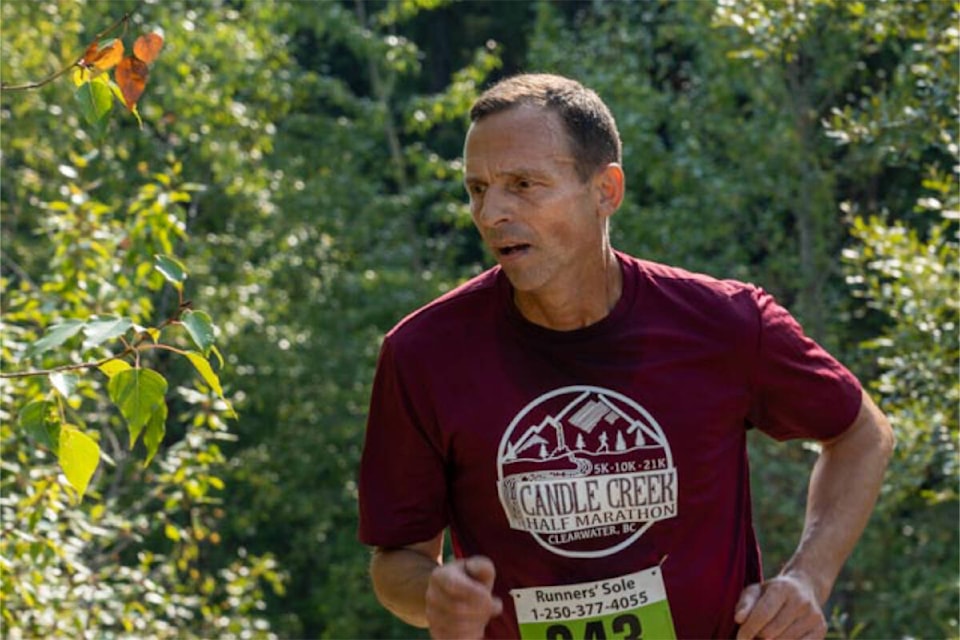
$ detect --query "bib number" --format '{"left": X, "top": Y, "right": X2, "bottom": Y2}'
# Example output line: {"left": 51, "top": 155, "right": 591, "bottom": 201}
{"left": 511, "top": 567, "right": 676, "bottom": 640}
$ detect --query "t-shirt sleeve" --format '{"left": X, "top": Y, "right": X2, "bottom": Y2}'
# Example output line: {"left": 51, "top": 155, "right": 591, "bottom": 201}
{"left": 746, "top": 287, "right": 862, "bottom": 441}
{"left": 357, "top": 336, "right": 448, "bottom": 547}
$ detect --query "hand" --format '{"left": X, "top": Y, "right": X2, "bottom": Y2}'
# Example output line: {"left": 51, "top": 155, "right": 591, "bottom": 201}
{"left": 425, "top": 555, "right": 503, "bottom": 639}
{"left": 734, "top": 571, "right": 827, "bottom": 640}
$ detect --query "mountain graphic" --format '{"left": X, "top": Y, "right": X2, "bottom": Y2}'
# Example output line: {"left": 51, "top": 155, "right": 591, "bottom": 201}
{"left": 503, "top": 390, "right": 665, "bottom": 463}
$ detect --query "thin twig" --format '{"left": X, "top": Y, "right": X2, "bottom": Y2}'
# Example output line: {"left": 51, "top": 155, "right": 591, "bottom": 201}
{"left": 0, "top": 343, "right": 188, "bottom": 380}
{"left": 0, "top": 353, "right": 129, "bottom": 379}
{"left": 0, "top": 1, "right": 144, "bottom": 92}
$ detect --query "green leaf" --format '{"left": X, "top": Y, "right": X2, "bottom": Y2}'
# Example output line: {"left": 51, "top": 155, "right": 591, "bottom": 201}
{"left": 99, "top": 359, "right": 132, "bottom": 377}
{"left": 25, "top": 319, "right": 85, "bottom": 358}
{"left": 83, "top": 316, "right": 133, "bottom": 346}
{"left": 142, "top": 401, "right": 167, "bottom": 467}
{"left": 49, "top": 372, "right": 79, "bottom": 399}
{"left": 107, "top": 368, "right": 168, "bottom": 448}
{"left": 19, "top": 400, "right": 60, "bottom": 453}
{"left": 154, "top": 255, "right": 187, "bottom": 290}
{"left": 106, "top": 76, "right": 127, "bottom": 109}
{"left": 184, "top": 351, "right": 223, "bottom": 397}
{"left": 74, "top": 78, "right": 113, "bottom": 129}
{"left": 58, "top": 425, "right": 100, "bottom": 500}
{"left": 182, "top": 310, "right": 215, "bottom": 354}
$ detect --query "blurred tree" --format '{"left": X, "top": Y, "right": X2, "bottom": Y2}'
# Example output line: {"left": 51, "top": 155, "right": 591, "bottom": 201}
{"left": 714, "top": 1, "right": 959, "bottom": 636}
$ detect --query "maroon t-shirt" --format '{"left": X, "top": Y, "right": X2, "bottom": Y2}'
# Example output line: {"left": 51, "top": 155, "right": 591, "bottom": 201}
{"left": 358, "top": 252, "right": 861, "bottom": 639}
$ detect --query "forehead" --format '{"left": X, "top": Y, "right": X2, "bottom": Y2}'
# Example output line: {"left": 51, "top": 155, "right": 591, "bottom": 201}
{"left": 463, "top": 105, "right": 576, "bottom": 177}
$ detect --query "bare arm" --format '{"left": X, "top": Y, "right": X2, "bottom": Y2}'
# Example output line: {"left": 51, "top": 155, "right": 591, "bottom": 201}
{"left": 370, "top": 535, "right": 444, "bottom": 628}
{"left": 370, "top": 532, "right": 503, "bottom": 638}
{"left": 736, "top": 389, "right": 895, "bottom": 639}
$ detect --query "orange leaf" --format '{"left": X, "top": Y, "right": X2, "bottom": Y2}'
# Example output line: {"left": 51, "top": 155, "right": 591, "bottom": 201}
{"left": 82, "top": 41, "right": 100, "bottom": 64}
{"left": 133, "top": 32, "right": 164, "bottom": 65}
{"left": 115, "top": 56, "right": 149, "bottom": 110}
{"left": 82, "top": 39, "right": 124, "bottom": 71}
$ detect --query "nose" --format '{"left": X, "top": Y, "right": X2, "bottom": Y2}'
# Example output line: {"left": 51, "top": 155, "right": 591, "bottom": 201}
{"left": 472, "top": 185, "right": 512, "bottom": 229}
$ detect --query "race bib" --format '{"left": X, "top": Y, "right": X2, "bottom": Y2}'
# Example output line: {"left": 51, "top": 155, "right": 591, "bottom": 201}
{"left": 510, "top": 567, "right": 676, "bottom": 640}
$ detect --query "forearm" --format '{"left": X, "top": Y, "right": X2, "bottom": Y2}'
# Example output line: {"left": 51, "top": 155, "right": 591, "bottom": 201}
{"left": 370, "top": 546, "right": 439, "bottom": 628}
{"left": 783, "top": 391, "right": 895, "bottom": 602}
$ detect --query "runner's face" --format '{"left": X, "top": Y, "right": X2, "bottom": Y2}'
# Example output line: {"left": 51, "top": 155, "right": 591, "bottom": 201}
{"left": 463, "top": 105, "right": 606, "bottom": 295}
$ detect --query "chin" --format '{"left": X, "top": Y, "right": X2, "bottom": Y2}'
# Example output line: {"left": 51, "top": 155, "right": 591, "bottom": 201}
{"left": 501, "top": 268, "right": 547, "bottom": 294}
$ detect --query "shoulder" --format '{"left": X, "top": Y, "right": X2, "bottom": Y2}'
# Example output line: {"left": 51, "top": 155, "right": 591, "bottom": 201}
{"left": 625, "top": 254, "right": 761, "bottom": 319}
{"left": 384, "top": 266, "right": 502, "bottom": 348}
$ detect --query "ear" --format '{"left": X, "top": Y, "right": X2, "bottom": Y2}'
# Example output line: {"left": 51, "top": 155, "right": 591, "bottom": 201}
{"left": 594, "top": 163, "right": 625, "bottom": 219}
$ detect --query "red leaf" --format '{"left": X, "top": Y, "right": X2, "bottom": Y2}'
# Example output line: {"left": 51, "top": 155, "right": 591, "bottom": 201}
{"left": 133, "top": 32, "right": 164, "bottom": 65}
{"left": 82, "top": 39, "right": 125, "bottom": 71}
{"left": 115, "top": 56, "right": 149, "bottom": 110}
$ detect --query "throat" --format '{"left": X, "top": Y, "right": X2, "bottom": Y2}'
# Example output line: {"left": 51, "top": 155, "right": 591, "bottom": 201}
{"left": 514, "top": 259, "right": 623, "bottom": 331}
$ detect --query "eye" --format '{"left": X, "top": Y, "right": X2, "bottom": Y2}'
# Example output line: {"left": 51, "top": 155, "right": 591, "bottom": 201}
{"left": 467, "top": 183, "right": 486, "bottom": 197}
{"left": 510, "top": 176, "right": 539, "bottom": 192}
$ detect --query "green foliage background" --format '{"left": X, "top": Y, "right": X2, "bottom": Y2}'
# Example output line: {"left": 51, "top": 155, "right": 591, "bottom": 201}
{"left": 1, "top": 1, "right": 956, "bottom": 638}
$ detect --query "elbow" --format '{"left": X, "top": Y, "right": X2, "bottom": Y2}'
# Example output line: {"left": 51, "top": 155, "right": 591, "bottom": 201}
{"left": 860, "top": 389, "right": 896, "bottom": 461}
{"left": 867, "top": 396, "right": 896, "bottom": 466}
{"left": 369, "top": 548, "right": 431, "bottom": 629}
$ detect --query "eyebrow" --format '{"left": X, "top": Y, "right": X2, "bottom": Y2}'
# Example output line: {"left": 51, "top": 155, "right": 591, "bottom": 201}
{"left": 463, "top": 167, "right": 555, "bottom": 185}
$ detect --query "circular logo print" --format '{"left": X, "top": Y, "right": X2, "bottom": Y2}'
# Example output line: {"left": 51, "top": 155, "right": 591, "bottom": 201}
{"left": 496, "top": 385, "right": 678, "bottom": 558}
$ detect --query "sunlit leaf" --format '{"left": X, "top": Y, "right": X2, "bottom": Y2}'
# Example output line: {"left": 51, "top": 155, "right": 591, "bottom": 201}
{"left": 75, "top": 76, "right": 113, "bottom": 128}
{"left": 82, "top": 38, "right": 124, "bottom": 71}
{"left": 154, "top": 254, "right": 187, "bottom": 290}
{"left": 107, "top": 368, "right": 167, "bottom": 448}
{"left": 130, "top": 101, "right": 144, "bottom": 129}
{"left": 106, "top": 77, "right": 128, "bottom": 109}
{"left": 58, "top": 164, "right": 79, "bottom": 179}
{"left": 182, "top": 310, "right": 215, "bottom": 354}
{"left": 99, "top": 359, "right": 132, "bottom": 377}
{"left": 50, "top": 372, "right": 79, "bottom": 399}
{"left": 184, "top": 351, "right": 224, "bottom": 398}
{"left": 211, "top": 345, "right": 225, "bottom": 369}
{"left": 25, "top": 319, "right": 85, "bottom": 358}
{"left": 82, "top": 40, "right": 99, "bottom": 65}
{"left": 133, "top": 32, "right": 164, "bottom": 64}
{"left": 164, "top": 523, "right": 181, "bottom": 542}
{"left": 142, "top": 401, "right": 167, "bottom": 467}
{"left": 115, "top": 56, "right": 149, "bottom": 110}
{"left": 83, "top": 316, "right": 133, "bottom": 346}
{"left": 19, "top": 400, "right": 59, "bottom": 453}
{"left": 72, "top": 67, "right": 90, "bottom": 87}
{"left": 58, "top": 425, "right": 100, "bottom": 500}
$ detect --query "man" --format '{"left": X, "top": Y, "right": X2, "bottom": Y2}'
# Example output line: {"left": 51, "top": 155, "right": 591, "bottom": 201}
{"left": 358, "top": 73, "right": 894, "bottom": 639}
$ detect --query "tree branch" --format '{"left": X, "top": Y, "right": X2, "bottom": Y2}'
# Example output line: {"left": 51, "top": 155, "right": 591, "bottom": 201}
{"left": 0, "top": 1, "right": 144, "bottom": 92}
{"left": 0, "top": 343, "right": 187, "bottom": 379}
{"left": 0, "top": 354, "right": 128, "bottom": 379}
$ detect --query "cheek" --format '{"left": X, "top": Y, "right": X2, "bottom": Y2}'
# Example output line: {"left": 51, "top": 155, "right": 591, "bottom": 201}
{"left": 541, "top": 197, "right": 597, "bottom": 236}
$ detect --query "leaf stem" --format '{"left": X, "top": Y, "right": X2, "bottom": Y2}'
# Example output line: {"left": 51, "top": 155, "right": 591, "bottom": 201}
{"left": 148, "top": 343, "right": 190, "bottom": 357}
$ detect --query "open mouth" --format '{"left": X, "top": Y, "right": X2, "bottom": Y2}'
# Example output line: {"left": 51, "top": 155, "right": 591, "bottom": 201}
{"left": 498, "top": 243, "right": 530, "bottom": 257}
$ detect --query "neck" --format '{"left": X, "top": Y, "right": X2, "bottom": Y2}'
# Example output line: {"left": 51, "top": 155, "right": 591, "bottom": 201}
{"left": 514, "top": 247, "right": 622, "bottom": 331}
